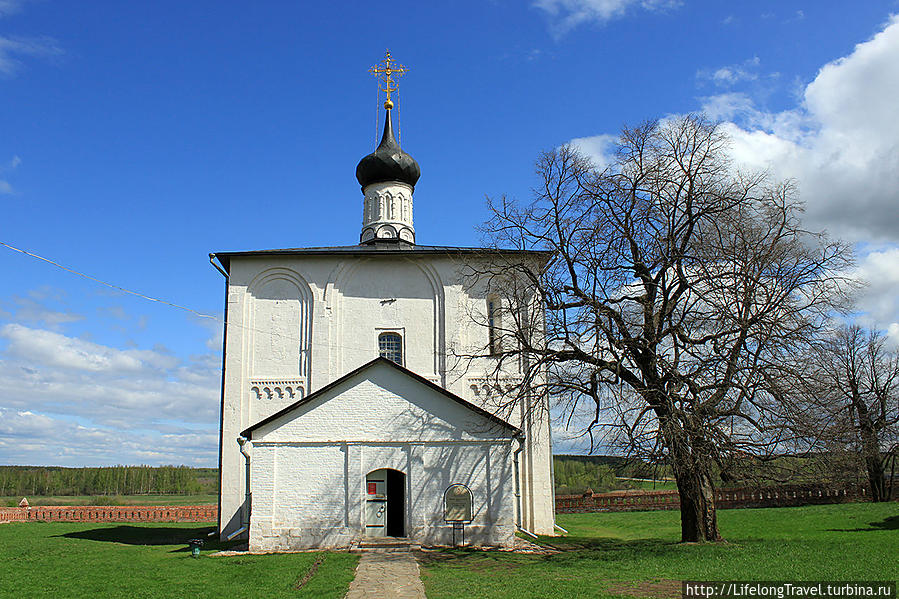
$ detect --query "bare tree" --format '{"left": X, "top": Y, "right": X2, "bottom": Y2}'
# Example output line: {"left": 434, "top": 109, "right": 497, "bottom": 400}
{"left": 473, "top": 116, "right": 853, "bottom": 542}
{"left": 801, "top": 325, "right": 899, "bottom": 501}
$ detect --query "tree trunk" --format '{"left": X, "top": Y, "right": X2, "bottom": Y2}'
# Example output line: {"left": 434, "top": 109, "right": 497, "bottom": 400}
{"left": 860, "top": 426, "right": 887, "bottom": 501}
{"left": 674, "top": 467, "right": 722, "bottom": 542}
{"left": 856, "top": 405, "right": 888, "bottom": 502}
{"left": 865, "top": 454, "right": 887, "bottom": 502}
{"left": 660, "top": 413, "right": 723, "bottom": 542}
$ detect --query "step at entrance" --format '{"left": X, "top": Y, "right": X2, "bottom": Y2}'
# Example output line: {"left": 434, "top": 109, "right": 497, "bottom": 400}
{"left": 353, "top": 536, "right": 420, "bottom": 553}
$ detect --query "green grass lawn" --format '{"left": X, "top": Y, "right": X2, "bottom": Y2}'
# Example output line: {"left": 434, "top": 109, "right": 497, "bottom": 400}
{"left": 0, "top": 522, "right": 358, "bottom": 599}
{"left": 420, "top": 503, "right": 899, "bottom": 599}
{"left": 2, "top": 494, "right": 218, "bottom": 506}
{"left": 2, "top": 503, "right": 896, "bottom": 599}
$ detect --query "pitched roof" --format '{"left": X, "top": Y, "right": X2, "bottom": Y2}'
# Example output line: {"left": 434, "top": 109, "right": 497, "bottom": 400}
{"left": 211, "top": 243, "right": 551, "bottom": 273}
{"left": 240, "top": 356, "right": 522, "bottom": 439}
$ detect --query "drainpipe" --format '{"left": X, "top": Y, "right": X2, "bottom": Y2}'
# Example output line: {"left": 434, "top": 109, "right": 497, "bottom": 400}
{"left": 513, "top": 434, "right": 538, "bottom": 539}
{"left": 209, "top": 252, "right": 228, "bottom": 537}
{"left": 227, "top": 436, "right": 252, "bottom": 541}
{"left": 513, "top": 435, "right": 523, "bottom": 529}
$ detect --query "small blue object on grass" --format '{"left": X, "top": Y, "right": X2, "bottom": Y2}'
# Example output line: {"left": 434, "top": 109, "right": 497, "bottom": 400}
{"left": 188, "top": 539, "right": 204, "bottom": 558}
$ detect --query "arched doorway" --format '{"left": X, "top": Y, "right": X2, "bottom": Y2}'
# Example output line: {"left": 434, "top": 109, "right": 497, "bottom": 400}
{"left": 365, "top": 469, "right": 405, "bottom": 537}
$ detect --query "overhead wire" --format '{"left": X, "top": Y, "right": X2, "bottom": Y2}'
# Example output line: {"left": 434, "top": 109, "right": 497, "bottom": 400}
{"left": 0, "top": 239, "right": 517, "bottom": 395}
{"left": 1, "top": 240, "right": 219, "bottom": 322}
{"left": 0, "top": 240, "right": 305, "bottom": 345}
{"left": 0, "top": 240, "right": 480, "bottom": 356}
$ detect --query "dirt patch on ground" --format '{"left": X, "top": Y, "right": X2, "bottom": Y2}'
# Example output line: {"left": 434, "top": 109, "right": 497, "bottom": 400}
{"left": 294, "top": 555, "right": 324, "bottom": 590}
{"left": 512, "top": 537, "right": 559, "bottom": 554}
{"left": 605, "top": 579, "right": 682, "bottom": 599}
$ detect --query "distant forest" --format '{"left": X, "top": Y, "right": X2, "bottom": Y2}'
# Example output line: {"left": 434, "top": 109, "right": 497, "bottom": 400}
{"left": 0, "top": 457, "right": 663, "bottom": 498}
{"left": 553, "top": 455, "right": 671, "bottom": 494}
{"left": 0, "top": 465, "right": 218, "bottom": 497}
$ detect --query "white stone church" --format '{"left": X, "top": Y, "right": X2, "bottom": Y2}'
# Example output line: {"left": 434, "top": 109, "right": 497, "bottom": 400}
{"left": 211, "top": 88, "right": 555, "bottom": 551}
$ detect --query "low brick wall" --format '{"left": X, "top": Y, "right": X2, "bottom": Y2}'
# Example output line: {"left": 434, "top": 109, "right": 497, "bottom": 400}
{"left": 556, "top": 484, "right": 869, "bottom": 513}
{"left": 0, "top": 505, "right": 217, "bottom": 523}
{"left": 0, "top": 486, "right": 871, "bottom": 522}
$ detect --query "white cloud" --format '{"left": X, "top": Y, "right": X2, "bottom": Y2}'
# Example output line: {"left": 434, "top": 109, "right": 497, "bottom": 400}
{"left": 534, "top": 0, "right": 680, "bottom": 33}
{"left": 700, "top": 92, "right": 756, "bottom": 121}
{"left": 566, "top": 17, "right": 899, "bottom": 343}
{"left": 0, "top": 155, "right": 19, "bottom": 171}
{"left": 703, "top": 15, "right": 899, "bottom": 242}
{"left": 0, "top": 408, "right": 217, "bottom": 466}
{"left": 0, "top": 154, "right": 19, "bottom": 193}
{"left": 569, "top": 133, "right": 617, "bottom": 169}
{"left": 190, "top": 313, "right": 224, "bottom": 351}
{"left": 0, "top": 323, "right": 219, "bottom": 440}
{"left": 0, "top": 0, "right": 26, "bottom": 18}
{"left": 2, "top": 324, "right": 150, "bottom": 372}
{"left": 9, "top": 296, "right": 84, "bottom": 329}
{"left": 888, "top": 323, "right": 899, "bottom": 345}
{"left": 0, "top": 35, "right": 62, "bottom": 76}
{"left": 0, "top": 2, "right": 62, "bottom": 76}
{"left": 786, "top": 10, "right": 805, "bottom": 24}
{"left": 851, "top": 246, "right": 899, "bottom": 343}
{"left": 697, "top": 57, "right": 761, "bottom": 86}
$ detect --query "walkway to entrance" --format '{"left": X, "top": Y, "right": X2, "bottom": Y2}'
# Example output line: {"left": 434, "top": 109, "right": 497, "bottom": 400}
{"left": 344, "top": 552, "right": 426, "bottom": 599}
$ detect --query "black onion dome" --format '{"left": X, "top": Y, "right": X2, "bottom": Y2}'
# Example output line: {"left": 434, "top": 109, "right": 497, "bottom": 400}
{"left": 356, "top": 109, "right": 421, "bottom": 189}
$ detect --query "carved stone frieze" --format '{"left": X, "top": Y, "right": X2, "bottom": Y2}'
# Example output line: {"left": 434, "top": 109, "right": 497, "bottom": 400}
{"left": 249, "top": 379, "right": 306, "bottom": 401}
{"left": 468, "top": 377, "right": 522, "bottom": 398}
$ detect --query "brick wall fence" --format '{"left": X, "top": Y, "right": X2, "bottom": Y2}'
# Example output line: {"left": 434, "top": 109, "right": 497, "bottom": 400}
{"left": 556, "top": 484, "right": 870, "bottom": 513}
{"left": 0, "top": 484, "right": 874, "bottom": 522}
{"left": 0, "top": 505, "right": 217, "bottom": 523}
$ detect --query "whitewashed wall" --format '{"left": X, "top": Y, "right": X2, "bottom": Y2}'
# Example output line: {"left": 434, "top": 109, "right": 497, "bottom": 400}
{"left": 218, "top": 252, "right": 555, "bottom": 541}
{"left": 246, "top": 361, "right": 516, "bottom": 550}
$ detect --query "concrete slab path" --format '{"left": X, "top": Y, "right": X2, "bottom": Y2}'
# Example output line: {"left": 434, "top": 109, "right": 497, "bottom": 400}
{"left": 344, "top": 552, "right": 426, "bottom": 599}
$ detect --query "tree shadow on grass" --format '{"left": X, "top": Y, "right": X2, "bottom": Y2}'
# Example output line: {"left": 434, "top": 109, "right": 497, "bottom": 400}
{"left": 417, "top": 549, "right": 530, "bottom": 573}
{"left": 55, "top": 525, "right": 242, "bottom": 552}
{"left": 828, "top": 515, "right": 899, "bottom": 533}
{"left": 540, "top": 537, "right": 689, "bottom": 567}
{"left": 416, "top": 537, "right": 684, "bottom": 570}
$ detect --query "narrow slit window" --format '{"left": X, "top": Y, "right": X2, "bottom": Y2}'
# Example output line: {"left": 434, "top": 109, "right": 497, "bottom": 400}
{"left": 487, "top": 296, "right": 500, "bottom": 355}
{"left": 378, "top": 332, "right": 403, "bottom": 365}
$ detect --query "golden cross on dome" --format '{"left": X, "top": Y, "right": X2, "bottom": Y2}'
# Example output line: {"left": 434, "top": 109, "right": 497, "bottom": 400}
{"left": 369, "top": 49, "right": 408, "bottom": 110}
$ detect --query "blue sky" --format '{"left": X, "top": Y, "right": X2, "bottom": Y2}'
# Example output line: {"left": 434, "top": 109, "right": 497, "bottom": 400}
{"left": 1, "top": 0, "right": 898, "bottom": 465}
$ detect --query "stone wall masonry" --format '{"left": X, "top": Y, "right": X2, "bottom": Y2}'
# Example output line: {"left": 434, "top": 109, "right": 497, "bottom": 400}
{"left": 555, "top": 484, "right": 871, "bottom": 513}
{"left": 0, "top": 505, "right": 217, "bottom": 523}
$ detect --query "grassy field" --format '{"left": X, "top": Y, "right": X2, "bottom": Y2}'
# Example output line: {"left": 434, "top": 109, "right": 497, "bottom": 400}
{"left": 1, "top": 494, "right": 218, "bottom": 507}
{"left": 2, "top": 503, "right": 896, "bottom": 598}
{"left": 419, "top": 502, "right": 899, "bottom": 599}
{"left": 0, "top": 521, "right": 358, "bottom": 599}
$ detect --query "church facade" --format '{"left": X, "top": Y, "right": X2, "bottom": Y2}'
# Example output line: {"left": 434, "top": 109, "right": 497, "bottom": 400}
{"left": 211, "top": 86, "right": 555, "bottom": 551}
